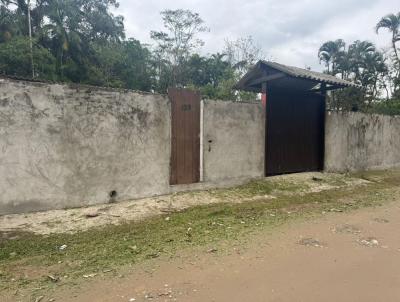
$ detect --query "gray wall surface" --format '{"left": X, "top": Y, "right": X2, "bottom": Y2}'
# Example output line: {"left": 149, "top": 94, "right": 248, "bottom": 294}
{"left": 3, "top": 77, "right": 400, "bottom": 215}
{"left": 203, "top": 100, "right": 265, "bottom": 182}
{"left": 325, "top": 111, "right": 400, "bottom": 172}
{"left": 0, "top": 78, "right": 171, "bottom": 214}
{"left": 0, "top": 79, "right": 266, "bottom": 215}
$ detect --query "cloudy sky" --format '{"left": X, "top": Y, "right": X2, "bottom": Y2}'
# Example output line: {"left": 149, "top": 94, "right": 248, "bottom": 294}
{"left": 116, "top": 0, "right": 399, "bottom": 71}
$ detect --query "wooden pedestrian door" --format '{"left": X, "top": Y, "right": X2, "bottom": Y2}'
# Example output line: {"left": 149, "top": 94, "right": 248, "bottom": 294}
{"left": 266, "top": 89, "right": 325, "bottom": 176}
{"left": 169, "top": 88, "right": 201, "bottom": 185}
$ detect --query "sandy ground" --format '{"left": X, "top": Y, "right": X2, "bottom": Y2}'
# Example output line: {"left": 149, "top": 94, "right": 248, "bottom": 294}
{"left": 0, "top": 172, "right": 366, "bottom": 235}
{"left": 12, "top": 197, "right": 398, "bottom": 302}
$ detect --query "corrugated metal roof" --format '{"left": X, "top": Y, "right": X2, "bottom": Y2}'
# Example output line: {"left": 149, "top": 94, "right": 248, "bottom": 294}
{"left": 261, "top": 61, "right": 359, "bottom": 88}
{"left": 235, "top": 60, "right": 361, "bottom": 92}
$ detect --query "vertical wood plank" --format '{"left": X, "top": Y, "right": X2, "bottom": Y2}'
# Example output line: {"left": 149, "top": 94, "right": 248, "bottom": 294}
{"left": 266, "top": 88, "right": 325, "bottom": 176}
{"left": 168, "top": 88, "right": 201, "bottom": 185}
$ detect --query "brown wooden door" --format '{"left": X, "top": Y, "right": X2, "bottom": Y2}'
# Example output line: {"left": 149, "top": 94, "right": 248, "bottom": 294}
{"left": 169, "top": 88, "right": 201, "bottom": 185}
{"left": 266, "top": 88, "right": 325, "bottom": 176}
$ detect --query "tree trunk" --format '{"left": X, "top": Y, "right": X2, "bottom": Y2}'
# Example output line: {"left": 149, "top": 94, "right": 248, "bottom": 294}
{"left": 393, "top": 34, "right": 400, "bottom": 65}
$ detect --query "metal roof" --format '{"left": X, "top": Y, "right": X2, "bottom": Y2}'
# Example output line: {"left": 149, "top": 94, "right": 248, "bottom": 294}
{"left": 235, "top": 60, "right": 360, "bottom": 93}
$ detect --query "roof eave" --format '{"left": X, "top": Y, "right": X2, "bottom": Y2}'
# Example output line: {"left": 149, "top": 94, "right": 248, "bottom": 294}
{"left": 234, "top": 60, "right": 362, "bottom": 92}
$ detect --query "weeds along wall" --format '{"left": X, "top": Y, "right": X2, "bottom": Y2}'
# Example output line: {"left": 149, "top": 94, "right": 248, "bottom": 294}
{"left": 0, "top": 78, "right": 265, "bottom": 215}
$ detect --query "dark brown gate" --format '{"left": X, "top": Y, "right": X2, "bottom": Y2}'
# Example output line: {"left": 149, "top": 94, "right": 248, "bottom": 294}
{"left": 169, "top": 88, "right": 201, "bottom": 185}
{"left": 266, "top": 89, "right": 325, "bottom": 176}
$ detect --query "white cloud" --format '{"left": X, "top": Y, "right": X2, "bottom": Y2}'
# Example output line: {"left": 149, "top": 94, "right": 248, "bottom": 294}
{"left": 116, "top": 0, "right": 399, "bottom": 70}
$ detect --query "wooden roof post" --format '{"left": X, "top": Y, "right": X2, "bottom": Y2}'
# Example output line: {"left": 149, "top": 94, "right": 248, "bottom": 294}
{"left": 321, "top": 83, "right": 327, "bottom": 97}
{"left": 262, "top": 81, "right": 268, "bottom": 177}
{"left": 321, "top": 83, "right": 327, "bottom": 109}
{"left": 261, "top": 82, "right": 267, "bottom": 108}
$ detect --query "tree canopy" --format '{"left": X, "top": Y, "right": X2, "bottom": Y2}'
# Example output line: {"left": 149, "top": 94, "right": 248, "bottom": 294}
{"left": 0, "top": 2, "right": 399, "bottom": 108}
{"left": 319, "top": 11, "right": 400, "bottom": 114}
{"left": 0, "top": 3, "right": 263, "bottom": 99}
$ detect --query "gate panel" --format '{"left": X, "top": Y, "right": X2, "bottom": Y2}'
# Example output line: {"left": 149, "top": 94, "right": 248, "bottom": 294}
{"left": 169, "top": 88, "right": 201, "bottom": 185}
{"left": 266, "top": 89, "right": 325, "bottom": 176}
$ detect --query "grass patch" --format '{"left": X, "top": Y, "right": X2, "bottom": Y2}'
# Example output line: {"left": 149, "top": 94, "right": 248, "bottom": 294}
{"left": 1, "top": 169, "right": 400, "bottom": 294}
{"left": 208, "top": 178, "right": 309, "bottom": 199}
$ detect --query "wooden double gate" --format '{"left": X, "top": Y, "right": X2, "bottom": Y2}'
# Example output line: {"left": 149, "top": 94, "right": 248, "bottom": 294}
{"left": 265, "top": 89, "right": 326, "bottom": 176}
{"left": 168, "top": 88, "right": 326, "bottom": 184}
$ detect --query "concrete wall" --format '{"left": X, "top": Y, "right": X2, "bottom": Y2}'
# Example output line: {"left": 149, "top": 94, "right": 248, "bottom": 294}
{"left": 4, "top": 77, "right": 400, "bottom": 214}
{"left": 0, "top": 78, "right": 266, "bottom": 215}
{"left": 325, "top": 111, "right": 400, "bottom": 172}
{"left": 0, "top": 78, "right": 171, "bottom": 214}
{"left": 203, "top": 100, "right": 265, "bottom": 182}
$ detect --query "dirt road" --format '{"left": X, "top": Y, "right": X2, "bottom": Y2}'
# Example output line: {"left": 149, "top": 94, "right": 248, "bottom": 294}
{"left": 48, "top": 200, "right": 400, "bottom": 302}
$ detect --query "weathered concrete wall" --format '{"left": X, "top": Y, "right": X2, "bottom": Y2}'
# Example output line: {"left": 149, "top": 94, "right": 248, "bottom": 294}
{"left": 0, "top": 79, "right": 267, "bottom": 215}
{"left": 325, "top": 111, "right": 400, "bottom": 172}
{"left": 0, "top": 78, "right": 171, "bottom": 214}
{"left": 6, "top": 77, "right": 399, "bottom": 215}
{"left": 203, "top": 100, "right": 265, "bottom": 182}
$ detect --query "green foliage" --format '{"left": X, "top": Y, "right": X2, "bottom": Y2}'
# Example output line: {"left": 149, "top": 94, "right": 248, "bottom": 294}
{"left": 0, "top": 0, "right": 126, "bottom": 83}
{"left": 196, "top": 80, "right": 236, "bottom": 100}
{"left": 327, "top": 87, "right": 366, "bottom": 112}
{"left": 319, "top": 11, "right": 400, "bottom": 112}
{"left": 366, "top": 99, "right": 400, "bottom": 116}
{"left": 320, "top": 39, "right": 395, "bottom": 111}
{"left": 0, "top": 3, "right": 260, "bottom": 100}
{"left": 86, "top": 39, "right": 154, "bottom": 91}
{"left": 0, "top": 37, "right": 56, "bottom": 80}
{"left": 0, "top": 5, "right": 22, "bottom": 42}
{"left": 376, "top": 12, "right": 400, "bottom": 65}
{"left": 0, "top": 5, "right": 257, "bottom": 103}
{"left": 150, "top": 9, "right": 209, "bottom": 88}
{"left": 318, "top": 39, "right": 346, "bottom": 73}
{"left": 1, "top": 2, "right": 398, "bottom": 105}
{"left": 224, "top": 36, "right": 265, "bottom": 77}
{"left": 185, "top": 53, "right": 241, "bottom": 100}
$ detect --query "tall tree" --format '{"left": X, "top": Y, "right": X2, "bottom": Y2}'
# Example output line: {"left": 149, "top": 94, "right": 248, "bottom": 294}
{"left": 0, "top": 5, "right": 21, "bottom": 42}
{"left": 87, "top": 38, "right": 153, "bottom": 91}
{"left": 376, "top": 12, "right": 400, "bottom": 97}
{"left": 0, "top": 36, "right": 56, "bottom": 79}
{"left": 347, "top": 40, "right": 376, "bottom": 81}
{"left": 318, "top": 39, "right": 346, "bottom": 73}
{"left": 319, "top": 39, "right": 389, "bottom": 110}
{"left": 150, "top": 9, "right": 208, "bottom": 88}
{"left": 376, "top": 12, "right": 400, "bottom": 64}
{"left": 38, "top": 0, "right": 125, "bottom": 79}
{"left": 224, "top": 36, "right": 265, "bottom": 76}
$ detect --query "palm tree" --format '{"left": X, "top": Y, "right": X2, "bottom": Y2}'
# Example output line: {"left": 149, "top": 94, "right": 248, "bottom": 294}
{"left": 41, "top": 1, "right": 72, "bottom": 77}
{"left": 362, "top": 51, "right": 387, "bottom": 101}
{"left": 347, "top": 40, "right": 376, "bottom": 84}
{"left": 335, "top": 50, "right": 352, "bottom": 80}
{"left": 40, "top": 0, "right": 88, "bottom": 78}
{"left": 348, "top": 41, "right": 375, "bottom": 61}
{"left": 318, "top": 39, "right": 346, "bottom": 73}
{"left": 208, "top": 53, "right": 230, "bottom": 87}
{"left": 376, "top": 13, "right": 400, "bottom": 64}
